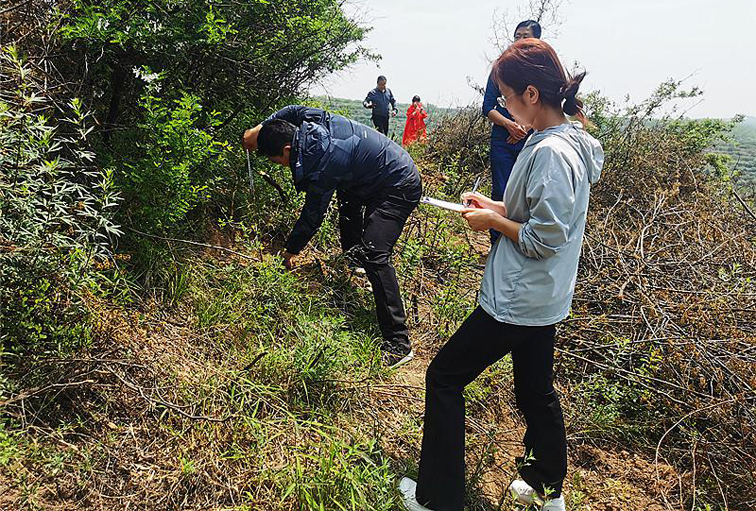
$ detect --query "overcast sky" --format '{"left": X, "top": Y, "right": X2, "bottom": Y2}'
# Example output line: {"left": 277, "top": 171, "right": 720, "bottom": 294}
{"left": 314, "top": 0, "right": 756, "bottom": 118}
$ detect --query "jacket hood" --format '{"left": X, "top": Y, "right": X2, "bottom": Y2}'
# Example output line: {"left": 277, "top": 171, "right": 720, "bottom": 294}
{"left": 524, "top": 121, "right": 604, "bottom": 184}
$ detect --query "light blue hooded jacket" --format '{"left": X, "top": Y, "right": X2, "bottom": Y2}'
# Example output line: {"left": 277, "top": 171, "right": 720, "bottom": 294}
{"left": 479, "top": 122, "right": 604, "bottom": 326}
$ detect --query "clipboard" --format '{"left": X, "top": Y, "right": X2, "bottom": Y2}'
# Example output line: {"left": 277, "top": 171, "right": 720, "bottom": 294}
{"left": 420, "top": 196, "right": 465, "bottom": 212}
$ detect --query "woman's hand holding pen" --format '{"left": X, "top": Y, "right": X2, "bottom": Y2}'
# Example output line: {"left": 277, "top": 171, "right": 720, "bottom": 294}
{"left": 461, "top": 192, "right": 506, "bottom": 217}
{"left": 461, "top": 192, "right": 514, "bottom": 236}
{"left": 460, "top": 192, "right": 522, "bottom": 242}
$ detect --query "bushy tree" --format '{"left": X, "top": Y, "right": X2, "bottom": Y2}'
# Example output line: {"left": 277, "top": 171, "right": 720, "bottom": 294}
{"left": 0, "top": 46, "right": 121, "bottom": 355}
{"left": 56, "top": 0, "right": 375, "bottom": 236}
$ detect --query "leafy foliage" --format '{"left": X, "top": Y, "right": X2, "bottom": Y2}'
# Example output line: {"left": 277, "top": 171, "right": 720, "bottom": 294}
{"left": 713, "top": 116, "right": 756, "bottom": 188}
{"left": 56, "top": 0, "right": 372, "bottom": 230}
{"left": 584, "top": 79, "right": 738, "bottom": 206}
{"left": 0, "top": 45, "right": 121, "bottom": 355}
{"left": 45, "top": 0, "right": 376, "bottom": 287}
{"left": 111, "top": 78, "right": 225, "bottom": 233}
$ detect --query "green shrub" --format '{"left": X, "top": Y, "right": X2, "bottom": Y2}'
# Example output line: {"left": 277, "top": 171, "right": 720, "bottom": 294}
{"left": 56, "top": 0, "right": 373, "bottom": 236}
{"left": 110, "top": 77, "right": 224, "bottom": 234}
{"left": 0, "top": 46, "right": 121, "bottom": 356}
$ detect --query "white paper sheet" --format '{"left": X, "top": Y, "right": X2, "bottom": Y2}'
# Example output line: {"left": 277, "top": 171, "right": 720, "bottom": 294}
{"left": 420, "top": 196, "right": 465, "bottom": 212}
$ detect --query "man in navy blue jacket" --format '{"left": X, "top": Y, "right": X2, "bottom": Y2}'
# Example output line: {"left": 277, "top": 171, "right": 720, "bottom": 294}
{"left": 243, "top": 105, "right": 421, "bottom": 367}
{"left": 363, "top": 75, "right": 397, "bottom": 135}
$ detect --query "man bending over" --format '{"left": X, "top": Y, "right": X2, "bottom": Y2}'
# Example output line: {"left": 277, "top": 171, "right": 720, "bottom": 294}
{"left": 243, "top": 105, "right": 422, "bottom": 368}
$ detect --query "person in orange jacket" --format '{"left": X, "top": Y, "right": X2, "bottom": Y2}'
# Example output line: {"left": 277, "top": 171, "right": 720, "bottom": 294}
{"left": 402, "top": 95, "right": 428, "bottom": 146}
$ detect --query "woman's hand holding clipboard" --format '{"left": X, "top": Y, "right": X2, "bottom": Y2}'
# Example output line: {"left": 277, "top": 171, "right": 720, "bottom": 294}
{"left": 419, "top": 179, "right": 509, "bottom": 233}
{"left": 419, "top": 176, "right": 486, "bottom": 213}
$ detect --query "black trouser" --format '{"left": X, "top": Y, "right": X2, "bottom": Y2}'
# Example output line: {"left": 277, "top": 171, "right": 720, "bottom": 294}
{"left": 336, "top": 172, "right": 421, "bottom": 353}
{"left": 372, "top": 115, "right": 389, "bottom": 135}
{"left": 416, "top": 306, "right": 567, "bottom": 511}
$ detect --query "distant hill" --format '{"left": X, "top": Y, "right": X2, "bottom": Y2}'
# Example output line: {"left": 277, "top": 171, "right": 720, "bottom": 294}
{"left": 313, "top": 96, "right": 459, "bottom": 142}
{"left": 310, "top": 101, "right": 756, "bottom": 187}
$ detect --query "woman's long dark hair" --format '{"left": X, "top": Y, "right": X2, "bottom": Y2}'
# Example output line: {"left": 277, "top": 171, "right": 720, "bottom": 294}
{"left": 493, "top": 39, "right": 587, "bottom": 123}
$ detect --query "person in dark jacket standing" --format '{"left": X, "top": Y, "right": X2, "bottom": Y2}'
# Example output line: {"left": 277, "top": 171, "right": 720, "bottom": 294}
{"left": 363, "top": 75, "right": 397, "bottom": 135}
{"left": 482, "top": 20, "right": 541, "bottom": 243}
{"left": 243, "top": 105, "right": 421, "bottom": 368}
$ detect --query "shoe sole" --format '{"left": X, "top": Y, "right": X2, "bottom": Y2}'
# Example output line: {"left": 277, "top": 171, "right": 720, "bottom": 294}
{"left": 387, "top": 350, "right": 414, "bottom": 369}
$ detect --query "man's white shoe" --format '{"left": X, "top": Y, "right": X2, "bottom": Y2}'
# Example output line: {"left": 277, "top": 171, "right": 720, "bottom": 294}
{"left": 509, "top": 480, "right": 565, "bottom": 510}
{"left": 509, "top": 479, "right": 541, "bottom": 505}
{"left": 399, "top": 477, "right": 434, "bottom": 511}
{"left": 541, "top": 496, "right": 566, "bottom": 511}
{"left": 384, "top": 349, "right": 415, "bottom": 369}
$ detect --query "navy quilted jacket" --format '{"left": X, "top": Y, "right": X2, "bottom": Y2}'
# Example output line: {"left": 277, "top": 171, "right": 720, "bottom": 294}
{"left": 266, "top": 105, "right": 419, "bottom": 254}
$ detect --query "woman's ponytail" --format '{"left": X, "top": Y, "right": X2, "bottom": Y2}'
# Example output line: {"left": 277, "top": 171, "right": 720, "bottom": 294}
{"left": 560, "top": 71, "right": 585, "bottom": 117}
{"left": 494, "top": 39, "right": 590, "bottom": 125}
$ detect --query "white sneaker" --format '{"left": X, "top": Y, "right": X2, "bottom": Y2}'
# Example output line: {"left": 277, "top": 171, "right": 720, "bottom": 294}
{"left": 542, "top": 496, "right": 565, "bottom": 511}
{"left": 398, "top": 477, "right": 434, "bottom": 511}
{"left": 509, "top": 479, "right": 542, "bottom": 505}
{"left": 383, "top": 349, "right": 415, "bottom": 369}
{"left": 509, "top": 480, "right": 565, "bottom": 510}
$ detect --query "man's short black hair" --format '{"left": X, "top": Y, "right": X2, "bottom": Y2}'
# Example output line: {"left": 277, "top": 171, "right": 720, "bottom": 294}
{"left": 515, "top": 20, "right": 542, "bottom": 39}
{"left": 377, "top": 75, "right": 387, "bottom": 83}
{"left": 257, "top": 119, "right": 296, "bottom": 157}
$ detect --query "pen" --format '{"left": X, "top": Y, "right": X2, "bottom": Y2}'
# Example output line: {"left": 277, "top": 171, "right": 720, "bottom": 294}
{"left": 471, "top": 176, "right": 481, "bottom": 194}
{"left": 465, "top": 176, "right": 481, "bottom": 206}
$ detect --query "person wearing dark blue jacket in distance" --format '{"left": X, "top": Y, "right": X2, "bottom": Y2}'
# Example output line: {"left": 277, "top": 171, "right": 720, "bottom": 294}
{"left": 242, "top": 105, "right": 421, "bottom": 367}
{"left": 482, "top": 20, "right": 541, "bottom": 243}
{"left": 363, "top": 75, "right": 398, "bottom": 135}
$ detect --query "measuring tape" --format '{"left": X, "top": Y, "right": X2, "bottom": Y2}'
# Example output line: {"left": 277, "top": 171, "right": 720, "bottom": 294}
{"left": 246, "top": 148, "right": 254, "bottom": 195}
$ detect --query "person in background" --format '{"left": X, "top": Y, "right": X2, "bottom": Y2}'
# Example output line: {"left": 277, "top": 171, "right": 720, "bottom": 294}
{"left": 402, "top": 95, "right": 429, "bottom": 147}
{"left": 242, "top": 105, "right": 421, "bottom": 369}
{"left": 399, "top": 38, "right": 604, "bottom": 511}
{"left": 482, "top": 19, "right": 542, "bottom": 243}
{"left": 363, "top": 75, "right": 397, "bottom": 135}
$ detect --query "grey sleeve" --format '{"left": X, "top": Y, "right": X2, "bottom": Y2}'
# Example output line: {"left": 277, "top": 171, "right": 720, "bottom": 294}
{"left": 517, "top": 147, "right": 576, "bottom": 260}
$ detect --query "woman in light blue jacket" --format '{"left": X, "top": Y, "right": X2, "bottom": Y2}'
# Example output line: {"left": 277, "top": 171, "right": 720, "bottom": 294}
{"left": 400, "top": 39, "right": 604, "bottom": 511}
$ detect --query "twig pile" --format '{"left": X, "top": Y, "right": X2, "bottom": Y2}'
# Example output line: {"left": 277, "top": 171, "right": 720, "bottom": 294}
{"left": 560, "top": 156, "right": 756, "bottom": 507}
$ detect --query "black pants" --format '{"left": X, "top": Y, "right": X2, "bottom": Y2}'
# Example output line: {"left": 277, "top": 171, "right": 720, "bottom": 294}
{"left": 337, "top": 172, "right": 421, "bottom": 353}
{"left": 416, "top": 306, "right": 567, "bottom": 511}
{"left": 372, "top": 115, "right": 389, "bottom": 135}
